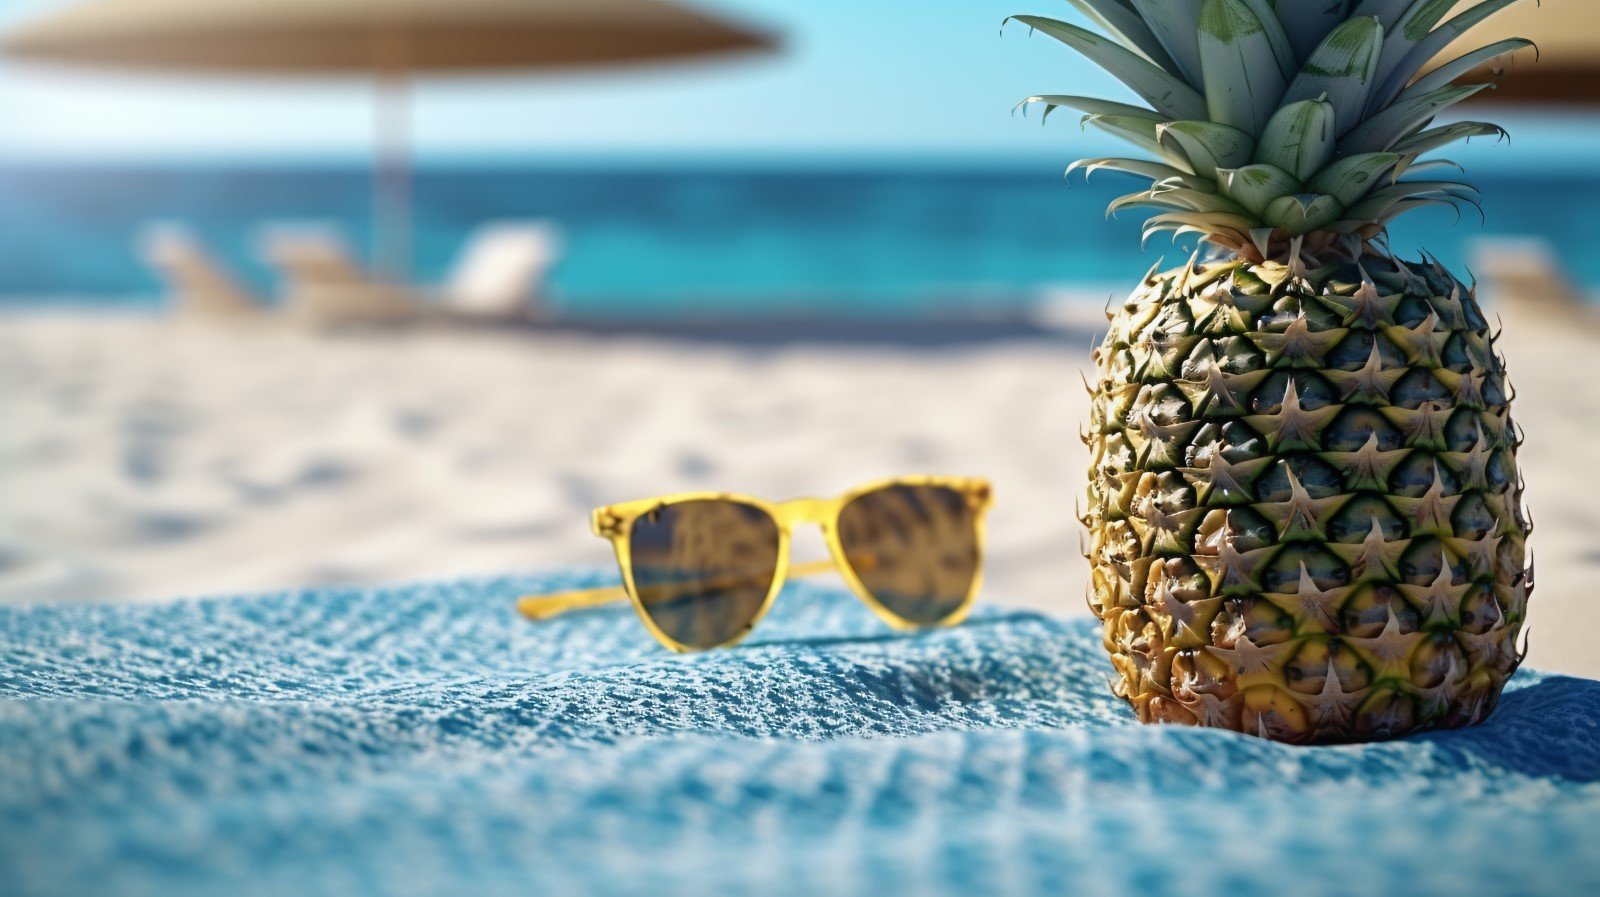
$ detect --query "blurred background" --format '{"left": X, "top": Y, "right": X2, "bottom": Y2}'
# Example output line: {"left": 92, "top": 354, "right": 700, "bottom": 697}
{"left": 1, "top": 0, "right": 1596, "bottom": 674}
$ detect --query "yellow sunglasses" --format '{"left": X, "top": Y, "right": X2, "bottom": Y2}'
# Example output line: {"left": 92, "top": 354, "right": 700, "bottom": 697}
{"left": 516, "top": 476, "right": 993, "bottom": 652}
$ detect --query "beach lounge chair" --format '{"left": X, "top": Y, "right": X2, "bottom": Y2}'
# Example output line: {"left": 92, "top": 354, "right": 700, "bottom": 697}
{"left": 139, "top": 223, "right": 259, "bottom": 318}
{"left": 258, "top": 222, "right": 561, "bottom": 328}
{"left": 257, "top": 226, "right": 416, "bottom": 330}
{"left": 1468, "top": 237, "right": 1586, "bottom": 312}
{"left": 439, "top": 222, "right": 562, "bottom": 321}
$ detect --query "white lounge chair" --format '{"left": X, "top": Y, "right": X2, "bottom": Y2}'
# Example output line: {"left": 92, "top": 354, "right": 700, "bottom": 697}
{"left": 439, "top": 222, "right": 562, "bottom": 321}
{"left": 257, "top": 226, "right": 415, "bottom": 330}
{"left": 139, "top": 223, "right": 259, "bottom": 318}
{"left": 258, "top": 221, "right": 562, "bottom": 328}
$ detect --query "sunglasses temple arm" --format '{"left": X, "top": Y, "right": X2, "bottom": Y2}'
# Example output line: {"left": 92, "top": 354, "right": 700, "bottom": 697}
{"left": 516, "top": 585, "right": 629, "bottom": 621}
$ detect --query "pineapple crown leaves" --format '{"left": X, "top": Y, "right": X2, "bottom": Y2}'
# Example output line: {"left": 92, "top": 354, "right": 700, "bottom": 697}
{"left": 1007, "top": 0, "right": 1534, "bottom": 258}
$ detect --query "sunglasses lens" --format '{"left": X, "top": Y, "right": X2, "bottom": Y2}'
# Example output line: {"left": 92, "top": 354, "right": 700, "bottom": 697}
{"left": 836, "top": 484, "right": 980, "bottom": 625}
{"left": 627, "top": 500, "right": 780, "bottom": 650}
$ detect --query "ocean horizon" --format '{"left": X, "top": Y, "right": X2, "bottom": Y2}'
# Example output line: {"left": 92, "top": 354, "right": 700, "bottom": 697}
{"left": 1, "top": 161, "right": 1595, "bottom": 318}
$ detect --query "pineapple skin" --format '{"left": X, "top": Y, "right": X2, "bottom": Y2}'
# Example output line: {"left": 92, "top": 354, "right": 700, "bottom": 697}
{"left": 1084, "top": 252, "right": 1531, "bottom": 744}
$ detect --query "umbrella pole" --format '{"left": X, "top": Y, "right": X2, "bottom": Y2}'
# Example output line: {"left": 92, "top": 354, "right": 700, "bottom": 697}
{"left": 372, "top": 47, "right": 411, "bottom": 284}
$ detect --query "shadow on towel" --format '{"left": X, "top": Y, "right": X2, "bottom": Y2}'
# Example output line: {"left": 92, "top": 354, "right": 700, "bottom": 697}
{"left": 1422, "top": 676, "right": 1600, "bottom": 783}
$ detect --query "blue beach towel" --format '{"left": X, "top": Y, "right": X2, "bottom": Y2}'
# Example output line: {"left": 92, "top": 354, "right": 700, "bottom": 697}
{"left": 3, "top": 572, "right": 1598, "bottom": 897}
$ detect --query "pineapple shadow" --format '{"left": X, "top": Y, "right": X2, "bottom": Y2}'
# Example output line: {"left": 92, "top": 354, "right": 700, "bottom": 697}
{"left": 753, "top": 615, "right": 1600, "bottom": 770}
{"left": 1417, "top": 676, "right": 1600, "bottom": 783}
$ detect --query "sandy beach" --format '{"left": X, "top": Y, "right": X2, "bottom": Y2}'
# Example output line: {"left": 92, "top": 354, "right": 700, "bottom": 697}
{"left": 3, "top": 297, "right": 1597, "bottom": 678}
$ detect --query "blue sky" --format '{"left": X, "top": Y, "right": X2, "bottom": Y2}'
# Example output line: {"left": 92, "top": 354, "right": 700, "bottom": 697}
{"left": 0, "top": 0, "right": 1593, "bottom": 165}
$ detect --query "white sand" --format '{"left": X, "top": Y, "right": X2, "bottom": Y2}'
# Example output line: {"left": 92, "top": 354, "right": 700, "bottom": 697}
{"left": 2, "top": 301, "right": 1596, "bottom": 678}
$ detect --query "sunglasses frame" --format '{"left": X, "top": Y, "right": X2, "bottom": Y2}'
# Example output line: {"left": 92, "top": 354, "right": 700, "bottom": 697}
{"left": 589, "top": 475, "right": 992, "bottom": 653}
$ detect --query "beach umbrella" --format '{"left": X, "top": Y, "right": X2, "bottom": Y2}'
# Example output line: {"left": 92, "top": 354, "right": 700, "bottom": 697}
{"left": 1440, "top": 0, "right": 1598, "bottom": 105}
{"left": 0, "top": 0, "right": 776, "bottom": 279}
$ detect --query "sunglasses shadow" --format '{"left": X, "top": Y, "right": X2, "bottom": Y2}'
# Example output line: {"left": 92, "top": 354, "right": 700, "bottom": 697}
{"left": 741, "top": 611, "right": 1051, "bottom": 652}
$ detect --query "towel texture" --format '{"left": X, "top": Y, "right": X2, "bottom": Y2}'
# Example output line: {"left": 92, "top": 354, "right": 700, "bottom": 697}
{"left": 3, "top": 572, "right": 1598, "bottom": 897}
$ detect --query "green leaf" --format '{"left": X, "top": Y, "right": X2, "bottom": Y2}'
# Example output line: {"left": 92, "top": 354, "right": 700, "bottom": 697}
{"left": 1128, "top": 0, "right": 1206, "bottom": 87}
{"left": 1326, "top": 196, "right": 1461, "bottom": 231}
{"left": 1061, "top": 0, "right": 1181, "bottom": 70}
{"left": 1151, "top": 181, "right": 1245, "bottom": 208}
{"left": 1370, "top": 0, "right": 1458, "bottom": 94}
{"left": 1306, "top": 152, "right": 1403, "bottom": 205}
{"left": 1237, "top": 0, "right": 1298, "bottom": 80}
{"left": 1276, "top": 0, "right": 1357, "bottom": 61}
{"left": 1370, "top": 0, "right": 1528, "bottom": 111}
{"left": 1198, "top": 0, "right": 1289, "bottom": 134}
{"left": 1340, "top": 83, "right": 1490, "bottom": 154}
{"left": 1067, "top": 157, "right": 1213, "bottom": 191}
{"left": 1142, "top": 210, "right": 1258, "bottom": 244}
{"left": 1254, "top": 99, "right": 1336, "bottom": 181}
{"left": 1085, "top": 114, "right": 1194, "bottom": 170}
{"left": 1110, "top": 187, "right": 1248, "bottom": 216}
{"left": 1401, "top": 38, "right": 1535, "bottom": 99}
{"left": 1263, "top": 194, "right": 1346, "bottom": 234}
{"left": 1345, "top": 189, "right": 1465, "bottom": 223}
{"left": 1342, "top": 179, "right": 1479, "bottom": 219}
{"left": 1017, "top": 95, "right": 1164, "bottom": 126}
{"left": 1386, "top": 197, "right": 1466, "bottom": 223}
{"left": 1008, "top": 16, "right": 1208, "bottom": 119}
{"left": 1283, "top": 17, "right": 1383, "bottom": 137}
{"left": 1400, "top": 158, "right": 1465, "bottom": 178}
{"left": 1387, "top": 179, "right": 1482, "bottom": 202}
{"left": 1217, "top": 164, "right": 1302, "bottom": 216}
{"left": 1391, "top": 120, "right": 1508, "bottom": 156}
{"left": 1351, "top": 0, "right": 1420, "bottom": 30}
{"left": 1157, "top": 120, "right": 1257, "bottom": 178}
{"left": 1109, "top": 189, "right": 1163, "bottom": 216}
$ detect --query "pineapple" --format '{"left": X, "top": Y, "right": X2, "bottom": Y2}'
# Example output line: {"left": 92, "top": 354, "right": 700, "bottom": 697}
{"left": 1013, "top": 0, "right": 1534, "bottom": 742}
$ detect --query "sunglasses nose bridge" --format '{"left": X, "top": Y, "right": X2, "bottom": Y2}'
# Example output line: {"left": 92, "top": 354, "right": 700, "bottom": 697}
{"left": 776, "top": 497, "right": 833, "bottom": 528}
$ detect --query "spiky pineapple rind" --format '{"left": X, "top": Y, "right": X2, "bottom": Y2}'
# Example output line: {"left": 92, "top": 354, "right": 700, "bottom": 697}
{"left": 1084, "top": 251, "right": 1530, "bottom": 744}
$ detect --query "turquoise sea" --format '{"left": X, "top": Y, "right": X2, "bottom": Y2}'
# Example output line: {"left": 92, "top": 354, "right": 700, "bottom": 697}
{"left": 0, "top": 163, "right": 1595, "bottom": 318}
